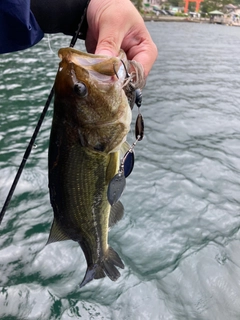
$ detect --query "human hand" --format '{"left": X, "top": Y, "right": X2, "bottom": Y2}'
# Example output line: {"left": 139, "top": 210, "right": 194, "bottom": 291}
{"left": 86, "top": 0, "right": 158, "bottom": 78}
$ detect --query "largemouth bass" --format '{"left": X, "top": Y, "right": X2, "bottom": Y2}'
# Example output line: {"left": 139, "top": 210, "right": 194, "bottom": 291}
{"left": 48, "top": 48, "right": 144, "bottom": 287}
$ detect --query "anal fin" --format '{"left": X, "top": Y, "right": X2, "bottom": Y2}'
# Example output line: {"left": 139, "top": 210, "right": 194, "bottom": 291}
{"left": 102, "top": 246, "right": 124, "bottom": 281}
{"left": 109, "top": 201, "right": 124, "bottom": 228}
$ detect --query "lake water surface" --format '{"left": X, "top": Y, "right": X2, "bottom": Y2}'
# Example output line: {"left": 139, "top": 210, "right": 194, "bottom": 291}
{"left": 1, "top": 22, "right": 240, "bottom": 319}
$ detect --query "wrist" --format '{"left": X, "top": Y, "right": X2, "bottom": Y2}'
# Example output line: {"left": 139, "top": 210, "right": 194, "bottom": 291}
{"left": 31, "top": 0, "right": 90, "bottom": 39}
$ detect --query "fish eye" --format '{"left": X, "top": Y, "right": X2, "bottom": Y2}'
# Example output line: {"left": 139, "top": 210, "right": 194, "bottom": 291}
{"left": 74, "top": 82, "right": 88, "bottom": 97}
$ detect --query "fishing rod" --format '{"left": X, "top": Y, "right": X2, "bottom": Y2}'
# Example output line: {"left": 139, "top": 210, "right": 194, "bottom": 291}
{"left": 0, "top": 1, "right": 90, "bottom": 224}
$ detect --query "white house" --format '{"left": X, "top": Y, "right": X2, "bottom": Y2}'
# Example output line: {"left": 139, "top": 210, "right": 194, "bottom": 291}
{"left": 143, "top": 0, "right": 161, "bottom": 5}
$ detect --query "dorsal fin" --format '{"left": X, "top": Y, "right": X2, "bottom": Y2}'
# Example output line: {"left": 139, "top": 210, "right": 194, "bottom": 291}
{"left": 46, "top": 218, "right": 70, "bottom": 245}
{"left": 109, "top": 201, "right": 124, "bottom": 228}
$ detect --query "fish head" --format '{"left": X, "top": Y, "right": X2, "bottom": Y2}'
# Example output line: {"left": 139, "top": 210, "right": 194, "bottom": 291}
{"left": 54, "top": 48, "right": 143, "bottom": 153}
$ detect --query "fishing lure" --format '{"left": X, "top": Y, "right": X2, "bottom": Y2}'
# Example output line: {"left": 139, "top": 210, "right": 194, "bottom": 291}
{"left": 107, "top": 68, "right": 145, "bottom": 206}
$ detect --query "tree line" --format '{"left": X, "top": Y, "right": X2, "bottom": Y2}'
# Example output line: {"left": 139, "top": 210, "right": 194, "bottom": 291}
{"left": 131, "top": 0, "right": 240, "bottom": 14}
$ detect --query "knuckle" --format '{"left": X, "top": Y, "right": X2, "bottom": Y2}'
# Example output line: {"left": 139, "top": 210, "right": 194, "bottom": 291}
{"left": 98, "top": 37, "right": 118, "bottom": 50}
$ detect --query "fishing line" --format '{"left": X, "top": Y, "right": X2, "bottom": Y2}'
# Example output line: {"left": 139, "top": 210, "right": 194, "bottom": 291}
{"left": 46, "top": 34, "right": 54, "bottom": 54}
{"left": 0, "top": 0, "right": 91, "bottom": 224}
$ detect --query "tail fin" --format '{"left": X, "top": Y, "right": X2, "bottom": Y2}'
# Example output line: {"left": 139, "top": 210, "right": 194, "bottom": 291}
{"left": 79, "top": 247, "right": 124, "bottom": 288}
{"left": 79, "top": 265, "right": 99, "bottom": 288}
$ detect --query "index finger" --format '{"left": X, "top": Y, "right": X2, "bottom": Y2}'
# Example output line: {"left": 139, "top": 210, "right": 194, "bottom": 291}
{"left": 120, "top": 23, "right": 158, "bottom": 77}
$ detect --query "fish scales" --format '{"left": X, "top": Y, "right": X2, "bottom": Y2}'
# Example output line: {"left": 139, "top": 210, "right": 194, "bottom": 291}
{"left": 49, "top": 143, "right": 114, "bottom": 253}
{"left": 48, "top": 48, "right": 145, "bottom": 287}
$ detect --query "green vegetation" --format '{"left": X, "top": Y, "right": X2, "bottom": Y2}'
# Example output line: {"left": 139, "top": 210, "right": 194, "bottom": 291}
{"left": 174, "top": 11, "right": 188, "bottom": 15}
{"left": 131, "top": 0, "right": 144, "bottom": 12}
{"left": 131, "top": 0, "right": 240, "bottom": 15}
{"left": 200, "top": 0, "right": 234, "bottom": 13}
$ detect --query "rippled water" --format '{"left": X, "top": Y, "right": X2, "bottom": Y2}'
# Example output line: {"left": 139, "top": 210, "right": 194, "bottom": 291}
{"left": 1, "top": 22, "right": 240, "bottom": 319}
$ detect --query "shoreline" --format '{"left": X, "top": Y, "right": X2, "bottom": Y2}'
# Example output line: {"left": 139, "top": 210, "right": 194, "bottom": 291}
{"left": 142, "top": 15, "right": 240, "bottom": 27}
{"left": 142, "top": 15, "right": 210, "bottom": 23}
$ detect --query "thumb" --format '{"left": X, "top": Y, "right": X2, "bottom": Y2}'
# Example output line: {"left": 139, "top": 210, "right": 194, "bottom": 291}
{"left": 86, "top": 0, "right": 129, "bottom": 57}
{"left": 94, "top": 28, "right": 123, "bottom": 57}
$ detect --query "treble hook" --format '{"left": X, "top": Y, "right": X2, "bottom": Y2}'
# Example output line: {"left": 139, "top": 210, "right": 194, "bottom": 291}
{"left": 113, "top": 62, "right": 119, "bottom": 79}
{"left": 120, "top": 59, "right": 130, "bottom": 79}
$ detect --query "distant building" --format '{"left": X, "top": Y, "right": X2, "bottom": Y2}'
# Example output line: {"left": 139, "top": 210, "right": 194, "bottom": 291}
{"left": 224, "top": 3, "right": 238, "bottom": 12}
{"left": 143, "top": 0, "right": 163, "bottom": 5}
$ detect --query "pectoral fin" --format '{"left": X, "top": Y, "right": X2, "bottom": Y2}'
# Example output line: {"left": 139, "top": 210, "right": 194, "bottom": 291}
{"left": 46, "top": 219, "right": 70, "bottom": 245}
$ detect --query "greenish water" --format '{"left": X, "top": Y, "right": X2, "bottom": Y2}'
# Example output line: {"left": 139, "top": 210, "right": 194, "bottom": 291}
{"left": 1, "top": 22, "right": 240, "bottom": 319}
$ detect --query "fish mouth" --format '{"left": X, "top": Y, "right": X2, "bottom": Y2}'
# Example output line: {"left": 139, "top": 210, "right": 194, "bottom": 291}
{"left": 58, "top": 48, "right": 127, "bottom": 82}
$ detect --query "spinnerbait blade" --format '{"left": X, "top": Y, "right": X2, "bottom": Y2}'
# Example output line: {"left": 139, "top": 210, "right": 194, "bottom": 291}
{"left": 107, "top": 172, "right": 126, "bottom": 206}
{"left": 123, "top": 151, "right": 134, "bottom": 178}
{"left": 107, "top": 82, "right": 144, "bottom": 206}
{"left": 135, "top": 113, "right": 144, "bottom": 141}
